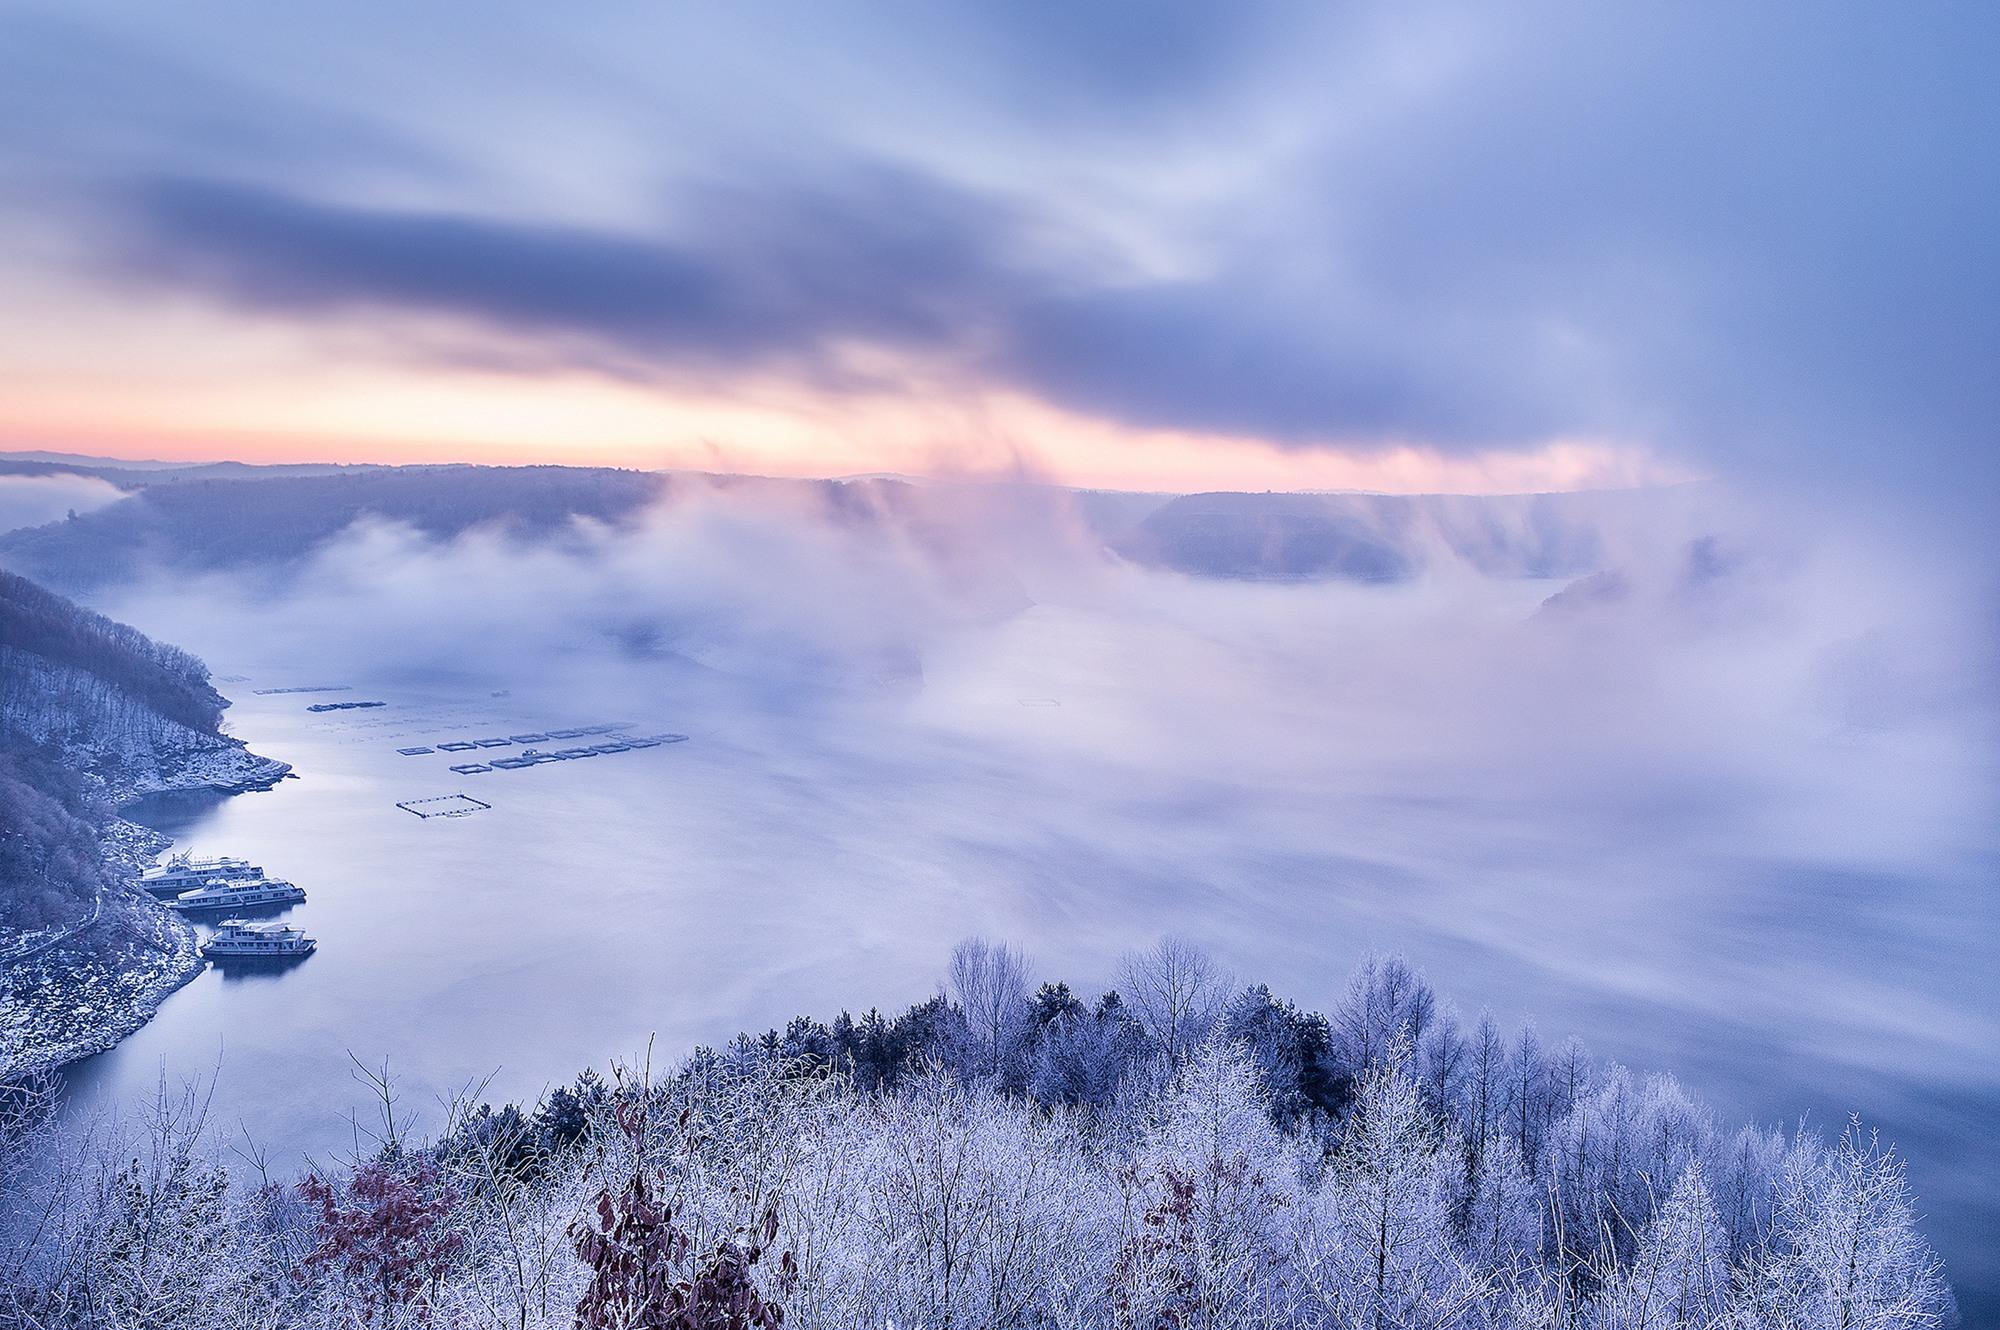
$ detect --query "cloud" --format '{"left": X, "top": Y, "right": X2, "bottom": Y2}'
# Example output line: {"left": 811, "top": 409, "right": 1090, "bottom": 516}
{"left": 106, "top": 169, "right": 1041, "bottom": 392}
{"left": 0, "top": 9, "right": 450, "bottom": 187}
{"left": 4, "top": 2, "right": 1997, "bottom": 519}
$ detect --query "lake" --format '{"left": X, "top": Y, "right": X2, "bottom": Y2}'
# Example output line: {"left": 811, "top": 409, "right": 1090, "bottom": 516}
{"left": 63, "top": 587, "right": 2000, "bottom": 1320}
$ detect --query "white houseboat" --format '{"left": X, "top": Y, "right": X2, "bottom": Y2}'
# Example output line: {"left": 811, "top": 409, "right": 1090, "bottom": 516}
{"left": 168, "top": 877, "right": 306, "bottom": 913}
{"left": 201, "top": 920, "right": 316, "bottom": 959}
{"left": 141, "top": 854, "right": 264, "bottom": 898}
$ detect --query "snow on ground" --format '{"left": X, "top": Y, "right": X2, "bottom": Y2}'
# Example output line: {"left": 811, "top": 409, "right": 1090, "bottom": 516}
{"left": 0, "top": 892, "right": 201, "bottom": 1080}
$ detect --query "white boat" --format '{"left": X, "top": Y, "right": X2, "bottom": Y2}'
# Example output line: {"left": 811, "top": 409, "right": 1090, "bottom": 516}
{"left": 201, "top": 920, "right": 315, "bottom": 959}
{"left": 141, "top": 854, "right": 264, "bottom": 898}
{"left": 168, "top": 877, "right": 306, "bottom": 913}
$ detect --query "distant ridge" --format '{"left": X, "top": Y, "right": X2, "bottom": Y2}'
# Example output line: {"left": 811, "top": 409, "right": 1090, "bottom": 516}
{"left": 0, "top": 464, "right": 671, "bottom": 592}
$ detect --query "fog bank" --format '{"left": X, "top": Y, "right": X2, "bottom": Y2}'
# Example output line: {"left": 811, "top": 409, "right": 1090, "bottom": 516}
{"left": 0, "top": 473, "right": 122, "bottom": 534}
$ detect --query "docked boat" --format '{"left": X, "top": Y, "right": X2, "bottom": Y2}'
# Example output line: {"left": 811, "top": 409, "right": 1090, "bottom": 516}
{"left": 168, "top": 877, "right": 306, "bottom": 913}
{"left": 201, "top": 920, "right": 316, "bottom": 959}
{"left": 140, "top": 854, "right": 264, "bottom": 898}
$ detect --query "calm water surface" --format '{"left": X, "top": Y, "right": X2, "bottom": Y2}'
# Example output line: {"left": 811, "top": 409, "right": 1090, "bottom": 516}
{"left": 64, "top": 619, "right": 2000, "bottom": 1320}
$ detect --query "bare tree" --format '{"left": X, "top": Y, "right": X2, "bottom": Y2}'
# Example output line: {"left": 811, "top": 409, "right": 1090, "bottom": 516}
{"left": 1327, "top": 952, "right": 1436, "bottom": 1084}
{"left": 946, "top": 937, "right": 1030, "bottom": 1082}
{"left": 1117, "top": 937, "right": 1228, "bottom": 1066}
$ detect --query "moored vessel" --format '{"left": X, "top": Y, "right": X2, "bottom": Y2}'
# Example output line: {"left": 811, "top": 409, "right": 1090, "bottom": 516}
{"left": 201, "top": 920, "right": 316, "bottom": 959}
{"left": 140, "top": 853, "right": 264, "bottom": 898}
{"left": 169, "top": 877, "right": 306, "bottom": 913}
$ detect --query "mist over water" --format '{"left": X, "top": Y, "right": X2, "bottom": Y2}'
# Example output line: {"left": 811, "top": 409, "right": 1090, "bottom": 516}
{"left": 58, "top": 484, "right": 2000, "bottom": 1313}
{"left": 0, "top": 473, "right": 123, "bottom": 533}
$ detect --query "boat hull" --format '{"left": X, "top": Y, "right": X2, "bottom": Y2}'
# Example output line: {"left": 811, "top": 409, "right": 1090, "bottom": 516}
{"left": 202, "top": 942, "right": 316, "bottom": 962}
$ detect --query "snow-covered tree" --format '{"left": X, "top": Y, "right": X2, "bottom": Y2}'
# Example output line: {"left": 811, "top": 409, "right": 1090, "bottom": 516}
{"left": 1294, "top": 1048, "right": 1479, "bottom": 1329}
{"left": 1466, "top": 1132, "right": 1544, "bottom": 1288}
{"left": 1114, "top": 1036, "right": 1293, "bottom": 1330}
{"left": 1222, "top": 984, "right": 1338, "bottom": 1127}
{"left": 1118, "top": 937, "right": 1230, "bottom": 1067}
{"left": 0, "top": 947, "right": 1959, "bottom": 1330}
{"left": 947, "top": 936, "right": 1032, "bottom": 1085}
{"left": 1505, "top": 1025, "right": 1554, "bottom": 1170}
{"left": 1461, "top": 1010, "right": 1509, "bottom": 1178}
{"left": 1328, "top": 953, "right": 1438, "bottom": 1086}
{"left": 1708, "top": 1123, "right": 1786, "bottom": 1256}
{"left": 1417, "top": 1006, "right": 1469, "bottom": 1120}
{"left": 1589, "top": 1162, "right": 1730, "bottom": 1330}
{"left": 1740, "top": 1120, "right": 1952, "bottom": 1330}
{"left": 1028, "top": 996, "right": 1140, "bottom": 1109}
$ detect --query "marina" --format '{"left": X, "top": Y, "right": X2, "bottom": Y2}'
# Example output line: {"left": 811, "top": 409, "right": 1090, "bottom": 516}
{"left": 307, "top": 700, "right": 386, "bottom": 712}
{"left": 141, "top": 847, "right": 323, "bottom": 952}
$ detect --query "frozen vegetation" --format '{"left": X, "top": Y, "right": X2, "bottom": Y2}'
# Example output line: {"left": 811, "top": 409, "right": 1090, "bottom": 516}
{"left": 0, "top": 943, "right": 1953, "bottom": 1329}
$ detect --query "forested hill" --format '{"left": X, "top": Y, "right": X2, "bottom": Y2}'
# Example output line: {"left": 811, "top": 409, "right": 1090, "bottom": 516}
{"left": 1109, "top": 488, "right": 1686, "bottom": 582}
{"left": 1, "top": 570, "right": 229, "bottom": 932}
{"left": 0, "top": 464, "right": 669, "bottom": 592}
{"left": 2, "top": 568, "right": 220, "bottom": 930}
{"left": 0, "top": 943, "right": 1954, "bottom": 1329}
{"left": 0, "top": 569, "right": 224, "bottom": 734}
{"left": 1, "top": 571, "right": 284, "bottom": 1059}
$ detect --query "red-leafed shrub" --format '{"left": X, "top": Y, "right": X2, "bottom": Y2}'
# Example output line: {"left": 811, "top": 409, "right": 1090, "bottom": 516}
{"left": 569, "top": 1099, "right": 795, "bottom": 1330}
{"left": 300, "top": 1162, "right": 465, "bottom": 1324}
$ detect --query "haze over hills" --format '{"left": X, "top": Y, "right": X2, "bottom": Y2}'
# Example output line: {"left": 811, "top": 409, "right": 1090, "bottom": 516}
{"left": 0, "top": 464, "right": 670, "bottom": 592}
{"left": 1109, "top": 487, "right": 1704, "bottom": 583}
{"left": 0, "top": 455, "right": 1721, "bottom": 597}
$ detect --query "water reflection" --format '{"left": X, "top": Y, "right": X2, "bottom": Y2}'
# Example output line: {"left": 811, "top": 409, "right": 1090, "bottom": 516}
{"left": 121, "top": 788, "right": 235, "bottom": 837}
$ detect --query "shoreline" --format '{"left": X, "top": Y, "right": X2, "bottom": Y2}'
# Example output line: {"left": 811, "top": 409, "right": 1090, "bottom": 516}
{"left": 0, "top": 744, "right": 292, "bottom": 1082}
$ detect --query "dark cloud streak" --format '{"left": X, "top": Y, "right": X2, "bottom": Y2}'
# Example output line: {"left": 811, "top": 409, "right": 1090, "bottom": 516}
{"left": 110, "top": 169, "right": 1043, "bottom": 389}
{"left": 13, "top": 1, "right": 2000, "bottom": 514}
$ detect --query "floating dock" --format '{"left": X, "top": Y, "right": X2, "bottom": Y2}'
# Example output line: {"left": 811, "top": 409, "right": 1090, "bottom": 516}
{"left": 389, "top": 723, "right": 682, "bottom": 777}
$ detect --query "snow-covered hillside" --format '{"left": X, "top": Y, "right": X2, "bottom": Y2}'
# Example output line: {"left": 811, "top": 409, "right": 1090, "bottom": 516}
{"left": 0, "top": 570, "right": 288, "bottom": 1077}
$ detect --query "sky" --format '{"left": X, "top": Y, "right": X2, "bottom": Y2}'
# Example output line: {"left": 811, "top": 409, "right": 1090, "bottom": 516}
{"left": 0, "top": 2, "right": 1995, "bottom": 501}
